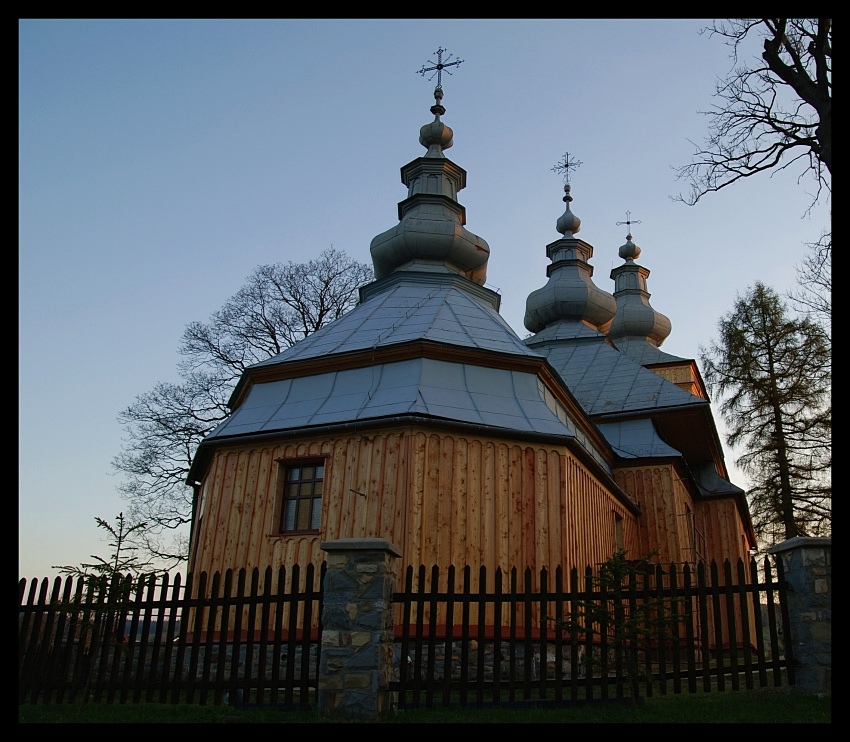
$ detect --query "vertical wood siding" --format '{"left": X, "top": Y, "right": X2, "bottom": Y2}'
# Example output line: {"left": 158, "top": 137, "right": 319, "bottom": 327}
{"left": 190, "top": 428, "right": 637, "bottom": 594}
{"left": 696, "top": 497, "right": 751, "bottom": 565}
{"left": 614, "top": 464, "right": 698, "bottom": 564}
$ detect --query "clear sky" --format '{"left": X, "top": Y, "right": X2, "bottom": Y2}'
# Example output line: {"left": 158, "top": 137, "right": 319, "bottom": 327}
{"left": 19, "top": 19, "right": 830, "bottom": 580}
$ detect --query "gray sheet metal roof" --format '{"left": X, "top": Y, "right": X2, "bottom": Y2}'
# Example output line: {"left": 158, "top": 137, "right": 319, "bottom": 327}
{"left": 597, "top": 419, "right": 682, "bottom": 459}
{"left": 608, "top": 336, "right": 686, "bottom": 366}
{"left": 251, "top": 272, "right": 540, "bottom": 368}
{"left": 208, "top": 356, "right": 576, "bottom": 442}
{"left": 691, "top": 461, "right": 746, "bottom": 497}
{"left": 526, "top": 322, "right": 706, "bottom": 417}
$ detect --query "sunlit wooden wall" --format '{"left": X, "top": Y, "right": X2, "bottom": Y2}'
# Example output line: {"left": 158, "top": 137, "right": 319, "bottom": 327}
{"left": 613, "top": 464, "right": 696, "bottom": 564}
{"left": 696, "top": 497, "right": 752, "bottom": 565}
{"left": 189, "top": 426, "right": 639, "bottom": 590}
{"left": 188, "top": 428, "right": 755, "bottom": 644}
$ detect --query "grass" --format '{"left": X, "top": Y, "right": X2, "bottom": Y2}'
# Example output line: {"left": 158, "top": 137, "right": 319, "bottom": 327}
{"left": 19, "top": 686, "right": 830, "bottom": 723}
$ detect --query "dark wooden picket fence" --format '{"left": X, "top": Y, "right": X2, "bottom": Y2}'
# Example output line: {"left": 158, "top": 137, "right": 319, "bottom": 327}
{"left": 19, "top": 556, "right": 791, "bottom": 709}
{"left": 391, "top": 557, "right": 793, "bottom": 708}
{"left": 18, "top": 563, "right": 325, "bottom": 708}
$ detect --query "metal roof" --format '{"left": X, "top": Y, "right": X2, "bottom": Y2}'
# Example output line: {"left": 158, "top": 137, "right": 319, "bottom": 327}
{"left": 251, "top": 272, "right": 540, "bottom": 368}
{"left": 526, "top": 321, "right": 706, "bottom": 417}
{"left": 209, "top": 356, "right": 576, "bottom": 441}
{"left": 597, "top": 419, "right": 682, "bottom": 459}
{"left": 608, "top": 336, "right": 686, "bottom": 366}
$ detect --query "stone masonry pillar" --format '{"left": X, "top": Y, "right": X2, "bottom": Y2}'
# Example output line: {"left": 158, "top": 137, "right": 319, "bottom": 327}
{"left": 769, "top": 537, "right": 831, "bottom": 695}
{"left": 318, "top": 538, "right": 402, "bottom": 719}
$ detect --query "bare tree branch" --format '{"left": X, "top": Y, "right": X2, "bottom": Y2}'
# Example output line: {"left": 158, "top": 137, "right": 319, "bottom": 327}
{"left": 788, "top": 230, "right": 831, "bottom": 335}
{"left": 674, "top": 19, "right": 831, "bottom": 211}
{"left": 113, "top": 247, "right": 373, "bottom": 562}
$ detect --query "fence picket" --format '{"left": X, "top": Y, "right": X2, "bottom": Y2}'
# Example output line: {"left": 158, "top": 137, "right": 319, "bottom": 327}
{"left": 553, "top": 565, "right": 564, "bottom": 703}
{"left": 164, "top": 574, "right": 186, "bottom": 703}
{"left": 269, "top": 565, "right": 286, "bottom": 707}
{"left": 284, "top": 563, "right": 301, "bottom": 705}
{"left": 774, "top": 556, "right": 796, "bottom": 687}
{"left": 723, "top": 559, "right": 740, "bottom": 691}
{"left": 441, "top": 565, "right": 456, "bottom": 707}
{"left": 508, "top": 567, "right": 518, "bottom": 703}
{"left": 736, "top": 559, "right": 754, "bottom": 690}
{"left": 426, "top": 564, "right": 439, "bottom": 708}
{"left": 459, "top": 565, "right": 471, "bottom": 706}
{"left": 709, "top": 561, "right": 725, "bottom": 691}
{"left": 763, "top": 557, "right": 784, "bottom": 686}
{"left": 668, "top": 562, "right": 682, "bottom": 695}
{"left": 476, "top": 565, "right": 487, "bottom": 705}
{"left": 522, "top": 567, "right": 533, "bottom": 700}
{"left": 696, "top": 562, "right": 712, "bottom": 692}
{"left": 652, "top": 563, "right": 666, "bottom": 696}
{"left": 146, "top": 572, "right": 169, "bottom": 704}
{"left": 223, "top": 568, "right": 245, "bottom": 706}
{"left": 492, "top": 567, "right": 503, "bottom": 705}
{"left": 583, "top": 565, "right": 596, "bottom": 701}
{"left": 241, "top": 567, "right": 259, "bottom": 704}
{"left": 539, "top": 566, "right": 549, "bottom": 701}
{"left": 51, "top": 575, "right": 77, "bottom": 704}
{"left": 396, "top": 565, "right": 414, "bottom": 710}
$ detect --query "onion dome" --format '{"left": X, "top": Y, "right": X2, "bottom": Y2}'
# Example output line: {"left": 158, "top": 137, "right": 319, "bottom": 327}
{"left": 607, "top": 224, "right": 672, "bottom": 348}
{"left": 419, "top": 86, "right": 454, "bottom": 157}
{"left": 369, "top": 60, "right": 490, "bottom": 285}
{"left": 555, "top": 183, "right": 581, "bottom": 237}
{"left": 524, "top": 167, "right": 616, "bottom": 335}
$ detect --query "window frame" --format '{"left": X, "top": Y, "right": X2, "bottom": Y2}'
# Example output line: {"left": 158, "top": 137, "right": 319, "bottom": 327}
{"left": 613, "top": 511, "right": 625, "bottom": 552}
{"left": 275, "top": 456, "right": 327, "bottom": 535}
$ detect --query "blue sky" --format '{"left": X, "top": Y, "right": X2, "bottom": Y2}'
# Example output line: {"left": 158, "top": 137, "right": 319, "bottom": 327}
{"left": 19, "top": 19, "right": 830, "bottom": 579}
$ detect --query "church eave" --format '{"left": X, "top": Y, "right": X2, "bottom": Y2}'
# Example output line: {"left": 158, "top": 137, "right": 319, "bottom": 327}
{"left": 229, "top": 339, "right": 554, "bottom": 410}
{"left": 593, "top": 402, "right": 731, "bottom": 481}
{"left": 227, "top": 338, "right": 616, "bottom": 465}
{"left": 397, "top": 192, "right": 467, "bottom": 223}
{"left": 400, "top": 155, "right": 467, "bottom": 189}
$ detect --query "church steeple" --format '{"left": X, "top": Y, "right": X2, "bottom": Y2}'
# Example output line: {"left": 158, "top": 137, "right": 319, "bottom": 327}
{"left": 369, "top": 48, "right": 490, "bottom": 285}
{"left": 523, "top": 154, "right": 616, "bottom": 336}
{"left": 607, "top": 215, "right": 672, "bottom": 351}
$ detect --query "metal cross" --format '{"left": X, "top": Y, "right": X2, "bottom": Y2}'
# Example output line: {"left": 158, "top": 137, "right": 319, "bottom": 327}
{"left": 552, "top": 152, "right": 583, "bottom": 184}
{"left": 417, "top": 47, "right": 464, "bottom": 90}
{"left": 616, "top": 211, "right": 642, "bottom": 234}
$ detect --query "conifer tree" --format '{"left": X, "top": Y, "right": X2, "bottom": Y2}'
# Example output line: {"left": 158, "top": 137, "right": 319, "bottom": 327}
{"left": 700, "top": 283, "right": 831, "bottom": 545}
{"left": 52, "top": 513, "right": 159, "bottom": 708}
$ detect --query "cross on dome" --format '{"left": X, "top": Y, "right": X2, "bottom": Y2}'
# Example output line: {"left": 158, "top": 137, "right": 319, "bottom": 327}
{"left": 552, "top": 152, "right": 583, "bottom": 185}
{"left": 417, "top": 47, "right": 464, "bottom": 91}
{"left": 616, "top": 210, "right": 642, "bottom": 239}
{"left": 418, "top": 47, "right": 463, "bottom": 117}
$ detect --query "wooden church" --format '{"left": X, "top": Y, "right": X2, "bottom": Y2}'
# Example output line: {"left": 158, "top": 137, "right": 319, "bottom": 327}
{"left": 184, "top": 70, "right": 755, "bottom": 590}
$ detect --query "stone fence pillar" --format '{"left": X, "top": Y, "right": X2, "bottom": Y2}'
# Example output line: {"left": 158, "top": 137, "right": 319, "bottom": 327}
{"left": 769, "top": 536, "right": 831, "bottom": 695}
{"left": 318, "top": 538, "right": 402, "bottom": 719}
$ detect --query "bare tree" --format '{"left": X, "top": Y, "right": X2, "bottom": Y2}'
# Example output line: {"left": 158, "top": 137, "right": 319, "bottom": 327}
{"left": 114, "top": 248, "right": 373, "bottom": 565}
{"left": 788, "top": 230, "right": 831, "bottom": 335}
{"left": 675, "top": 19, "right": 831, "bottom": 209}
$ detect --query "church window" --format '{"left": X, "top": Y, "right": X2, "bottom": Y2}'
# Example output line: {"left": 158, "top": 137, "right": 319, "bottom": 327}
{"left": 614, "top": 511, "right": 624, "bottom": 551}
{"left": 279, "top": 460, "right": 325, "bottom": 533}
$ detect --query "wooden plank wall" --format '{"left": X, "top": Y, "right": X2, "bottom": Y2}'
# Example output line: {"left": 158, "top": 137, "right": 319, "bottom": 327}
{"left": 648, "top": 362, "right": 707, "bottom": 399}
{"left": 613, "top": 464, "right": 695, "bottom": 564}
{"left": 696, "top": 498, "right": 752, "bottom": 565}
{"left": 190, "top": 427, "right": 639, "bottom": 593}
